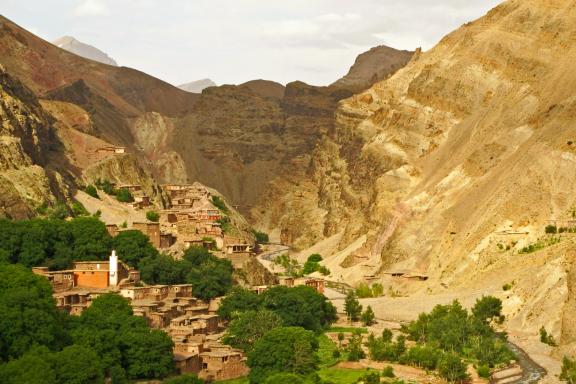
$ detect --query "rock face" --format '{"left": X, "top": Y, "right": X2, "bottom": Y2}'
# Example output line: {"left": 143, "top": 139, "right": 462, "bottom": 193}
{"left": 0, "top": 65, "right": 71, "bottom": 218}
{"left": 178, "top": 79, "right": 217, "bottom": 93}
{"left": 266, "top": 0, "right": 576, "bottom": 345}
{"left": 331, "top": 45, "right": 413, "bottom": 92}
{"left": 52, "top": 36, "right": 118, "bottom": 66}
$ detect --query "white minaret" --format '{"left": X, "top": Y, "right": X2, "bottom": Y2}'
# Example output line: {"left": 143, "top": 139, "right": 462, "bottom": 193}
{"left": 109, "top": 250, "right": 118, "bottom": 286}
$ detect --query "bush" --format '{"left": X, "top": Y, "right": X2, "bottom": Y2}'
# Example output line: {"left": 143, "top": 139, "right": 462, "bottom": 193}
{"left": 357, "top": 372, "right": 380, "bottom": 384}
{"left": 361, "top": 306, "right": 376, "bottom": 326}
{"left": 561, "top": 356, "right": 576, "bottom": 383}
{"left": 146, "top": 211, "right": 160, "bottom": 222}
{"left": 116, "top": 188, "right": 134, "bottom": 203}
{"left": 502, "top": 283, "right": 513, "bottom": 291}
{"left": 382, "top": 366, "right": 395, "bottom": 378}
{"left": 545, "top": 225, "right": 558, "bottom": 234}
{"left": 477, "top": 365, "right": 490, "bottom": 379}
{"left": 332, "top": 349, "right": 341, "bottom": 359}
{"left": 211, "top": 195, "right": 228, "bottom": 213}
{"left": 540, "top": 327, "right": 557, "bottom": 346}
{"left": 252, "top": 230, "right": 269, "bottom": 244}
{"left": 85, "top": 185, "right": 99, "bottom": 199}
{"left": 71, "top": 201, "right": 89, "bottom": 217}
{"left": 438, "top": 353, "right": 469, "bottom": 382}
{"left": 163, "top": 374, "right": 204, "bottom": 384}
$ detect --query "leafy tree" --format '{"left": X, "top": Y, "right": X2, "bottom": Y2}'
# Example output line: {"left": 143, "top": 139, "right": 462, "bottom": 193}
{"left": 382, "top": 329, "right": 393, "bottom": 343}
{"left": 438, "top": 353, "right": 469, "bottom": 382}
{"left": 345, "top": 290, "right": 362, "bottom": 322}
{"left": 186, "top": 256, "right": 233, "bottom": 300}
{"left": 382, "top": 366, "right": 395, "bottom": 378}
{"left": 0, "top": 347, "right": 57, "bottom": 384}
{"left": 545, "top": 224, "right": 558, "bottom": 234}
{"left": 122, "top": 329, "right": 174, "bottom": 379}
{"left": 116, "top": 188, "right": 134, "bottom": 203}
{"left": 68, "top": 217, "right": 112, "bottom": 261}
{"left": 146, "top": 211, "right": 160, "bottom": 222}
{"left": 217, "top": 288, "right": 263, "bottom": 321}
{"left": 183, "top": 246, "right": 215, "bottom": 265}
{"left": 85, "top": 185, "right": 99, "bottom": 199}
{"left": 361, "top": 306, "right": 376, "bottom": 326}
{"left": 263, "top": 372, "right": 304, "bottom": 384}
{"left": 472, "top": 296, "right": 503, "bottom": 324}
{"left": 163, "top": 374, "right": 204, "bottom": 384}
{"left": 139, "top": 254, "right": 187, "bottom": 285}
{"left": 223, "top": 310, "right": 284, "bottom": 352}
{"left": 261, "top": 285, "right": 337, "bottom": 332}
{"left": 357, "top": 372, "right": 380, "bottom": 384}
{"left": 347, "top": 332, "right": 366, "bottom": 362}
{"left": 53, "top": 345, "right": 104, "bottom": 384}
{"left": 113, "top": 230, "right": 158, "bottom": 267}
{"left": 248, "top": 327, "right": 319, "bottom": 384}
{"left": 401, "top": 345, "right": 441, "bottom": 370}
{"left": 0, "top": 264, "right": 68, "bottom": 362}
{"left": 539, "top": 327, "right": 557, "bottom": 346}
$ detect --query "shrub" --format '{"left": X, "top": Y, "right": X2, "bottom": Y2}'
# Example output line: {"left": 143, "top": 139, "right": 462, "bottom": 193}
{"left": 252, "top": 230, "right": 269, "bottom": 244}
{"left": 357, "top": 372, "right": 380, "bottom": 384}
{"left": 85, "top": 185, "right": 99, "bottom": 199}
{"left": 545, "top": 225, "right": 558, "bottom": 234}
{"left": 71, "top": 201, "right": 89, "bottom": 217}
{"left": 146, "top": 211, "right": 160, "bottom": 222}
{"left": 477, "top": 365, "right": 490, "bottom": 379}
{"left": 116, "top": 188, "right": 134, "bottom": 203}
{"left": 502, "top": 283, "right": 513, "bottom": 291}
{"left": 211, "top": 195, "right": 228, "bottom": 213}
{"left": 438, "top": 353, "right": 469, "bottom": 382}
{"left": 361, "top": 306, "right": 376, "bottom": 326}
{"left": 540, "top": 327, "right": 557, "bottom": 346}
{"left": 560, "top": 356, "right": 576, "bottom": 383}
{"left": 382, "top": 366, "right": 395, "bottom": 378}
{"left": 332, "top": 349, "right": 341, "bottom": 359}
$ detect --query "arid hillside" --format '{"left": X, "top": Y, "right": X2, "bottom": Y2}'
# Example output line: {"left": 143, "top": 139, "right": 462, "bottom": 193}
{"left": 261, "top": 0, "right": 576, "bottom": 352}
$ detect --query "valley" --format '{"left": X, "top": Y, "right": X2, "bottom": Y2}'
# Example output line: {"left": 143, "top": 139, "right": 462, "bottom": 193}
{"left": 1, "top": 0, "right": 576, "bottom": 383}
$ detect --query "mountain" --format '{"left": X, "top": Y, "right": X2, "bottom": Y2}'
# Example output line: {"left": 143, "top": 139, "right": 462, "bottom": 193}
{"left": 178, "top": 78, "right": 217, "bottom": 93}
{"left": 263, "top": 0, "right": 576, "bottom": 353}
{"left": 331, "top": 45, "right": 413, "bottom": 92}
{"left": 52, "top": 36, "right": 117, "bottom": 66}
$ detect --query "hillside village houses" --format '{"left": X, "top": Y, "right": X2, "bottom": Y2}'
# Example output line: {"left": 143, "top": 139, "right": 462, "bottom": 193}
{"left": 34, "top": 249, "right": 250, "bottom": 381}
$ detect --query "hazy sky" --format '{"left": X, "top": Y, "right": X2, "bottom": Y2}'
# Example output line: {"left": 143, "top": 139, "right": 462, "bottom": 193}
{"left": 1, "top": 0, "right": 501, "bottom": 86}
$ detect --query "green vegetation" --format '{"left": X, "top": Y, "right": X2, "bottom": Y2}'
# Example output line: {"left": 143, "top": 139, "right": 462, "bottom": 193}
{"left": 545, "top": 224, "right": 558, "bottom": 234}
{"left": 502, "top": 282, "right": 513, "bottom": 291}
{"left": 71, "top": 201, "right": 89, "bottom": 217}
{"left": 361, "top": 306, "right": 376, "bottom": 326}
{"left": 218, "top": 216, "right": 233, "bottom": 234}
{"left": 382, "top": 366, "right": 395, "bottom": 378}
{"left": 273, "top": 254, "right": 302, "bottom": 277}
{"left": 561, "top": 356, "right": 576, "bottom": 383}
{"left": 140, "top": 246, "right": 233, "bottom": 301}
{"left": 317, "top": 368, "right": 380, "bottom": 384}
{"left": 95, "top": 178, "right": 116, "bottom": 195}
{"left": 251, "top": 230, "right": 269, "bottom": 244}
{"left": 0, "top": 265, "right": 175, "bottom": 383}
{"left": 218, "top": 286, "right": 336, "bottom": 333}
{"left": 540, "top": 327, "right": 557, "bottom": 346}
{"left": 0, "top": 217, "right": 112, "bottom": 269}
{"left": 116, "top": 188, "right": 134, "bottom": 203}
{"left": 113, "top": 230, "right": 159, "bottom": 267}
{"left": 164, "top": 374, "right": 204, "bottom": 384}
{"left": 346, "top": 331, "right": 366, "bottom": 361}
{"left": 327, "top": 327, "right": 368, "bottom": 334}
{"left": 85, "top": 184, "right": 99, "bottom": 199}
{"left": 223, "top": 310, "right": 283, "bottom": 352}
{"left": 212, "top": 195, "right": 229, "bottom": 213}
{"left": 345, "top": 291, "right": 362, "bottom": 322}
{"left": 355, "top": 283, "right": 384, "bottom": 298}
{"left": 302, "top": 254, "right": 330, "bottom": 276}
{"left": 146, "top": 210, "right": 160, "bottom": 222}
{"left": 519, "top": 236, "right": 561, "bottom": 254}
{"left": 248, "top": 327, "right": 319, "bottom": 384}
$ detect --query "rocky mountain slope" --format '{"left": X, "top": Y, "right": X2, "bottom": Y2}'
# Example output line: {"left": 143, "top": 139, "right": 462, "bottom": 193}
{"left": 0, "top": 65, "right": 72, "bottom": 218}
{"left": 263, "top": 0, "right": 576, "bottom": 352}
{"left": 178, "top": 78, "right": 217, "bottom": 93}
{"left": 52, "top": 36, "right": 118, "bottom": 66}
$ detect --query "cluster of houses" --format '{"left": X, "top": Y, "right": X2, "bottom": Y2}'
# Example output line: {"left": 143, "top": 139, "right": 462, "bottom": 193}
{"left": 33, "top": 251, "right": 249, "bottom": 382}
{"left": 106, "top": 182, "right": 254, "bottom": 267}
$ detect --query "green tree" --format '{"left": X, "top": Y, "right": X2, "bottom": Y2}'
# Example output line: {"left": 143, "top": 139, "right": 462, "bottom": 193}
{"left": 438, "top": 353, "right": 469, "bottom": 382}
{"left": 248, "top": 327, "right": 319, "bottom": 384}
{"left": 217, "top": 288, "right": 263, "bottom": 321}
{"left": 361, "top": 306, "right": 376, "bottom": 326}
{"left": 0, "top": 264, "right": 68, "bottom": 362}
{"left": 123, "top": 329, "right": 174, "bottom": 379}
{"left": 261, "top": 285, "right": 337, "bottom": 332}
{"left": 252, "top": 230, "right": 270, "bottom": 244}
{"left": 0, "top": 347, "right": 56, "bottom": 384}
{"left": 472, "top": 296, "right": 503, "bottom": 324}
{"left": 53, "top": 345, "right": 104, "bottom": 384}
{"left": 116, "top": 188, "right": 134, "bottom": 203}
{"left": 113, "top": 230, "right": 159, "bottom": 267}
{"left": 85, "top": 185, "right": 99, "bottom": 199}
{"left": 263, "top": 373, "right": 304, "bottom": 384}
{"left": 186, "top": 256, "right": 233, "bottom": 300}
{"left": 211, "top": 195, "right": 229, "bottom": 213}
{"left": 345, "top": 290, "right": 363, "bottom": 322}
{"left": 163, "top": 374, "right": 204, "bottom": 384}
{"left": 347, "top": 331, "right": 366, "bottom": 361}
{"left": 357, "top": 372, "right": 380, "bottom": 384}
{"left": 223, "top": 310, "right": 284, "bottom": 352}
{"left": 146, "top": 211, "right": 160, "bottom": 222}
{"left": 382, "top": 329, "right": 393, "bottom": 343}
{"left": 139, "top": 254, "right": 187, "bottom": 285}
{"left": 68, "top": 217, "right": 112, "bottom": 261}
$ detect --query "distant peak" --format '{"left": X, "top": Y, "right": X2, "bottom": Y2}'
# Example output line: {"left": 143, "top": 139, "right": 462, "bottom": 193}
{"left": 178, "top": 79, "right": 217, "bottom": 93}
{"left": 51, "top": 36, "right": 118, "bottom": 66}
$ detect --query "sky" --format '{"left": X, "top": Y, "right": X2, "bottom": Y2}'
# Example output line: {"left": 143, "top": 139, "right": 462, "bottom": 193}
{"left": 0, "top": 0, "right": 502, "bottom": 86}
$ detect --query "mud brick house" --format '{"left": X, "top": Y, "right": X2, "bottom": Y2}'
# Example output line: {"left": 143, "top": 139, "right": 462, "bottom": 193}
{"left": 198, "top": 349, "right": 249, "bottom": 382}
